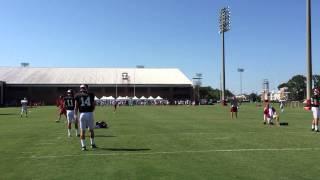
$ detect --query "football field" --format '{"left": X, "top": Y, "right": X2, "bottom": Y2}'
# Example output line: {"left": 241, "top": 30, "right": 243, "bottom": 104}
{"left": 0, "top": 104, "right": 319, "bottom": 180}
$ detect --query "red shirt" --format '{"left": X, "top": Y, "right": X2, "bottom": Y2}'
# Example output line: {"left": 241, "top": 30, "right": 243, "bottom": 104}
{"left": 56, "top": 99, "right": 65, "bottom": 109}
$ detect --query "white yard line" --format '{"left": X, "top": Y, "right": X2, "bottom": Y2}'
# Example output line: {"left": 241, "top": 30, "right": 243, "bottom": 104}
{"left": 212, "top": 137, "right": 230, "bottom": 140}
{"left": 18, "top": 147, "right": 320, "bottom": 159}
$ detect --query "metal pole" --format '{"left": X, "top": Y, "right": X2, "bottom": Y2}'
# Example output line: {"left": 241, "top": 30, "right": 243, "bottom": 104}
{"left": 134, "top": 69, "right": 136, "bottom": 97}
{"left": 219, "top": 6, "right": 230, "bottom": 104}
{"left": 306, "top": 0, "right": 312, "bottom": 100}
{"left": 240, "top": 71, "right": 242, "bottom": 95}
{"left": 116, "top": 84, "right": 118, "bottom": 97}
{"left": 198, "top": 85, "right": 200, "bottom": 105}
{"left": 115, "top": 71, "right": 118, "bottom": 98}
{"left": 219, "top": 73, "right": 222, "bottom": 101}
{"left": 221, "top": 31, "right": 225, "bottom": 102}
{"left": 192, "top": 74, "right": 202, "bottom": 105}
{"left": 193, "top": 82, "right": 196, "bottom": 103}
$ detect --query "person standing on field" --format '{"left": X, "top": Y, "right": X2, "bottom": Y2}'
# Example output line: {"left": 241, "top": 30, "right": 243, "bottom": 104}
{"left": 74, "top": 84, "right": 97, "bottom": 151}
{"left": 20, "top": 97, "right": 28, "bottom": 118}
{"left": 280, "top": 101, "right": 284, "bottom": 113}
{"left": 230, "top": 96, "right": 238, "bottom": 119}
{"left": 64, "top": 89, "right": 79, "bottom": 137}
{"left": 310, "top": 88, "right": 320, "bottom": 132}
{"left": 56, "top": 95, "right": 66, "bottom": 122}
{"left": 113, "top": 100, "right": 118, "bottom": 113}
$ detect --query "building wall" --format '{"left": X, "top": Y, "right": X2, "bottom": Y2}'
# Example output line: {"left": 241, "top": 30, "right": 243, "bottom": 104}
{"left": 0, "top": 81, "right": 5, "bottom": 106}
{"left": 4, "top": 85, "right": 192, "bottom": 106}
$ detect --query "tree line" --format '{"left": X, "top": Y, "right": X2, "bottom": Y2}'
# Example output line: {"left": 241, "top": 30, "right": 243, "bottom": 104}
{"left": 198, "top": 87, "right": 260, "bottom": 102}
{"left": 278, "top": 74, "right": 320, "bottom": 101}
{"left": 198, "top": 74, "right": 319, "bottom": 102}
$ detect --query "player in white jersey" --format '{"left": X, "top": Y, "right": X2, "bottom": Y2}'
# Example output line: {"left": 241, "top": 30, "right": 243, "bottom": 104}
{"left": 20, "top": 97, "right": 28, "bottom": 118}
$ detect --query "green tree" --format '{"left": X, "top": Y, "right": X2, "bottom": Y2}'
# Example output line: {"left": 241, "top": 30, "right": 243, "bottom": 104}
{"left": 199, "top": 86, "right": 234, "bottom": 101}
{"left": 277, "top": 83, "right": 288, "bottom": 90}
{"left": 249, "top": 93, "right": 260, "bottom": 102}
{"left": 225, "top": 89, "right": 234, "bottom": 98}
{"left": 286, "top": 75, "right": 306, "bottom": 101}
{"left": 199, "top": 86, "right": 216, "bottom": 100}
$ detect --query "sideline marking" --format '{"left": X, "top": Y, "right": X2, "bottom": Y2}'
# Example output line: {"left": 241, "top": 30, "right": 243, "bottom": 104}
{"left": 18, "top": 147, "right": 320, "bottom": 159}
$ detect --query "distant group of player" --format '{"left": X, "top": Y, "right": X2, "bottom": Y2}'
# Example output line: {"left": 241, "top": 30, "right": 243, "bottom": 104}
{"left": 54, "top": 84, "right": 97, "bottom": 151}
{"left": 261, "top": 86, "right": 320, "bottom": 131}
{"left": 18, "top": 83, "right": 113, "bottom": 151}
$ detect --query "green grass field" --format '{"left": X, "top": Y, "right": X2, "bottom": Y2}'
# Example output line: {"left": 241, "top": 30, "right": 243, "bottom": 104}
{"left": 0, "top": 104, "right": 319, "bottom": 180}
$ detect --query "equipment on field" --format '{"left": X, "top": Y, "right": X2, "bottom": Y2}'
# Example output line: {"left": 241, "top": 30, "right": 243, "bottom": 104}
{"left": 279, "top": 122, "right": 288, "bottom": 126}
{"left": 95, "top": 121, "right": 108, "bottom": 128}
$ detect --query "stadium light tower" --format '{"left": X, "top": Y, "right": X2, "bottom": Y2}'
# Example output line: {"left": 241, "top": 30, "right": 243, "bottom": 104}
{"left": 306, "top": 0, "right": 312, "bottom": 101}
{"left": 219, "top": 6, "right": 231, "bottom": 105}
{"left": 192, "top": 73, "right": 202, "bottom": 105}
{"left": 20, "top": 62, "right": 30, "bottom": 67}
{"left": 237, "top": 68, "right": 244, "bottom": 95}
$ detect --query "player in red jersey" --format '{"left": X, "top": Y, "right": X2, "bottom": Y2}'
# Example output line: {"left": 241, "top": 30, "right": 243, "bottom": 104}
{"left": 230, "top": 96, "right": 238, "bottom": 119}
{"left": 56, "top": 95, "right": 66, "bottom": 122}
{"left": 263, "top": 103, "right": 269, "bottom": 125}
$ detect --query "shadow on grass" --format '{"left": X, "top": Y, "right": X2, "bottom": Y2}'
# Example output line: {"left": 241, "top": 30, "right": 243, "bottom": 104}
{"left": 95, "top": 135, "right": 117, "bottom": 138}
{"left": 0, "top": 113, "right": 17, "bottom": 116}
{"left": 99, "top": 147, "right": 151, "bottom": 152}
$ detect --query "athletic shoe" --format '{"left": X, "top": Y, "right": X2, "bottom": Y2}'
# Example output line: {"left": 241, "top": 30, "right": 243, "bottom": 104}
{"left": 263, "top": 122, "right": 266, "bottom": 125}
{"left": 311, "top": 128, "right": 315, "bottom": 131}
{"left": 81, "top": 146, "right": 87, "bottom": 151}
{"left": 91, "top": 144, "right": 97, "bottom": 149}
{"left": 315, "top": 129, "right": 320, "bottom": 132}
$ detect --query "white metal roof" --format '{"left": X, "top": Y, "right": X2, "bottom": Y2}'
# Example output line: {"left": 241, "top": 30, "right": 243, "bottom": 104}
{"left": 0, "top": 67, "right": 192, "bottom": 85}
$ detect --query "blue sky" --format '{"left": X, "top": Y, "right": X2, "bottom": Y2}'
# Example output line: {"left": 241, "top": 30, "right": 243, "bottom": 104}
{"left": 0, "top": 0, "right": 319, "bottom": 94}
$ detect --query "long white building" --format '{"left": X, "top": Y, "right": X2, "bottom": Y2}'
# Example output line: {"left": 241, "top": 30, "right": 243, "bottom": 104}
{"left": 0, "top": 67, "right": 193, "bottom": 105}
